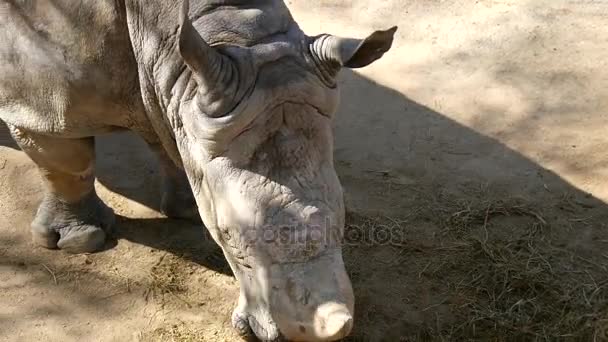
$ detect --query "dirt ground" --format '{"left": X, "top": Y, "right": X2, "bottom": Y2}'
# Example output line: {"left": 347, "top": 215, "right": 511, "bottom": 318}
{"left": 2, "top": 0, "right": 608, "bottom": 341}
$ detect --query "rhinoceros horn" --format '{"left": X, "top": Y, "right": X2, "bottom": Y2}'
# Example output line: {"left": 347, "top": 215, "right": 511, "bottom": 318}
{"left": 178, "top": 0, "right": 241, "bottom": 117}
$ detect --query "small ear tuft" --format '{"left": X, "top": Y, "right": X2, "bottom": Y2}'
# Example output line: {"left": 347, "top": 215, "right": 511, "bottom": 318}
{"left": 312, "top": 26, "right": 398, "bottom": 72}
{"left": 343, "top": 26, "right": 398, "bottom": 68}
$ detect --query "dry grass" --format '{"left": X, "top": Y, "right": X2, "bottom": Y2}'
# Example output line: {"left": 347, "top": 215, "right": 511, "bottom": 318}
{"left": 426, "top": 195, "right": 608, "bottom": 341}
{"left": 344, "top": 189, "right": 608, "bottom": 341}
{"left": 145, "top": 253, "right": 193, "bottom": 307}
{"left": 440, "top": 238, "right": 608, "bottom": 341}
{"left": 139, "top": 321, "right": 209, "bottom": 342}
{"left": 445, "top": 199, "right": 546, "bottom": 237}
{"left": 139, "top": 188, "right": 608, "bottom": 341}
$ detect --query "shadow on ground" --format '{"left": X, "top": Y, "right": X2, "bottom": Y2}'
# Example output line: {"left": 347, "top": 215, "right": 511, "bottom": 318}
{"left": 87, "top": 70, "right": 607, "bottom": 339}
{"left": 0, "top": 121, "right": 18, "bottom": 149}
{"left": 2, "top": 69, "right": 607, "bottom": 340}
{"left": 111, "top": 215, "right": 232, "bottom": 276}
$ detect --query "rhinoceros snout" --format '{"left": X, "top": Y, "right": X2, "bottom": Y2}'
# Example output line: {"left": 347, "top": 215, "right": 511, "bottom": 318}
{"left": 264, "top": 251, "right": 354, "bottom": 341}
{"left": 312, "top": 302, "right": 354, "bottom": 340}
{"left": 274, "top": 301, "right": 353, "bottom": 341}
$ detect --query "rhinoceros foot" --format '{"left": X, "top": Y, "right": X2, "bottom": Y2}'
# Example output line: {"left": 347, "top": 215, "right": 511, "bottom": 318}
{"left": 160, "top": 171, "right": 201, "bottom": 222}
{"left": 153, "top": 146, "right": 200, "bottom": 222}
{"left": 31, "top": 191, "right": 114, "bottom": 254}
{"left": 160, "top": 185, "right": 199, "bottom": 221}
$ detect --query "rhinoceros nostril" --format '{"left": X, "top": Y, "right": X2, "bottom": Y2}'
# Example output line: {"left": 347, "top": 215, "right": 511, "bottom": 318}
{"left": 300, "top": 288, "right": 311, "bottom": 305}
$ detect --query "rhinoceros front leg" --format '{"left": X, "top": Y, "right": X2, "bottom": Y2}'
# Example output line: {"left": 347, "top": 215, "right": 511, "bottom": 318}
{"left": 149, "top": 144, "right": 199, "bottom": 221}
{"left": 9, "top": 126, "right": 114, "bottom": 254}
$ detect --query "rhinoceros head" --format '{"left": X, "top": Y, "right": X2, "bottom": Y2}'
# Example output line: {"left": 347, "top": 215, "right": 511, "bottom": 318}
{"left": 174, "top": 1, "right": 396, "bottom": 340}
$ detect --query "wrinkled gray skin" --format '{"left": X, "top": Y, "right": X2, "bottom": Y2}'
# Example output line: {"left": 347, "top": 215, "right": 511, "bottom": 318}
{"left": 0, "top": 0, "right": 396, "bottom": 340}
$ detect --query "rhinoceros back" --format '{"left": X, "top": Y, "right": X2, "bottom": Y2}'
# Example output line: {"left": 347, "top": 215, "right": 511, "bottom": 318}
{"left": 0, "top": 0, "right": 139, "bottom": 136}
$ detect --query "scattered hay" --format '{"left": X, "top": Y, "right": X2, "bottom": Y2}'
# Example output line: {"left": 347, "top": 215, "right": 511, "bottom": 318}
{"left": 140, "top": 322, "right": 209, "bottom": 342}
{"left": 142, "top": 191, "right": 608, "bottom": 341}
{"left": 442, "top": 198, "right": 547, "bottom": 238}
{"left": 425, "top": 195, "right": 608, "bottom": 341}
{"left": 455, "top": 200, "right": 545, "bottom": 226}
{"left": 347, "top": 190, "right": 608, "bottom": 341}
{"left": 145, "top": 253, "right": 193, "bottom": 307}
{"left": 439, "top": 237, "right": 608, "bottom": 341}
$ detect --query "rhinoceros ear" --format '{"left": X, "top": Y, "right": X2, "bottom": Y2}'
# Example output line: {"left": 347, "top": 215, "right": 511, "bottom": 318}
{"left": 178, "top": 0, "right": 239, "bottom": 116}
{"left": 311, "top": 26, "right": 398, "bottom": 70}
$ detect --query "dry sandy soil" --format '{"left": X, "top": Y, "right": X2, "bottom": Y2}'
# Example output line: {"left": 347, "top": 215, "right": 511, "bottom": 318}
{"left": 2, "top": 0, "right": 608, "bottom": 341}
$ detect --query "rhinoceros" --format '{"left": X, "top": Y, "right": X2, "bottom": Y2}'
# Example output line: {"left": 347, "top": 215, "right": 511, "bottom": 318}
{"left": 0, "top": 0, "right": 396, "bottom": 340}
